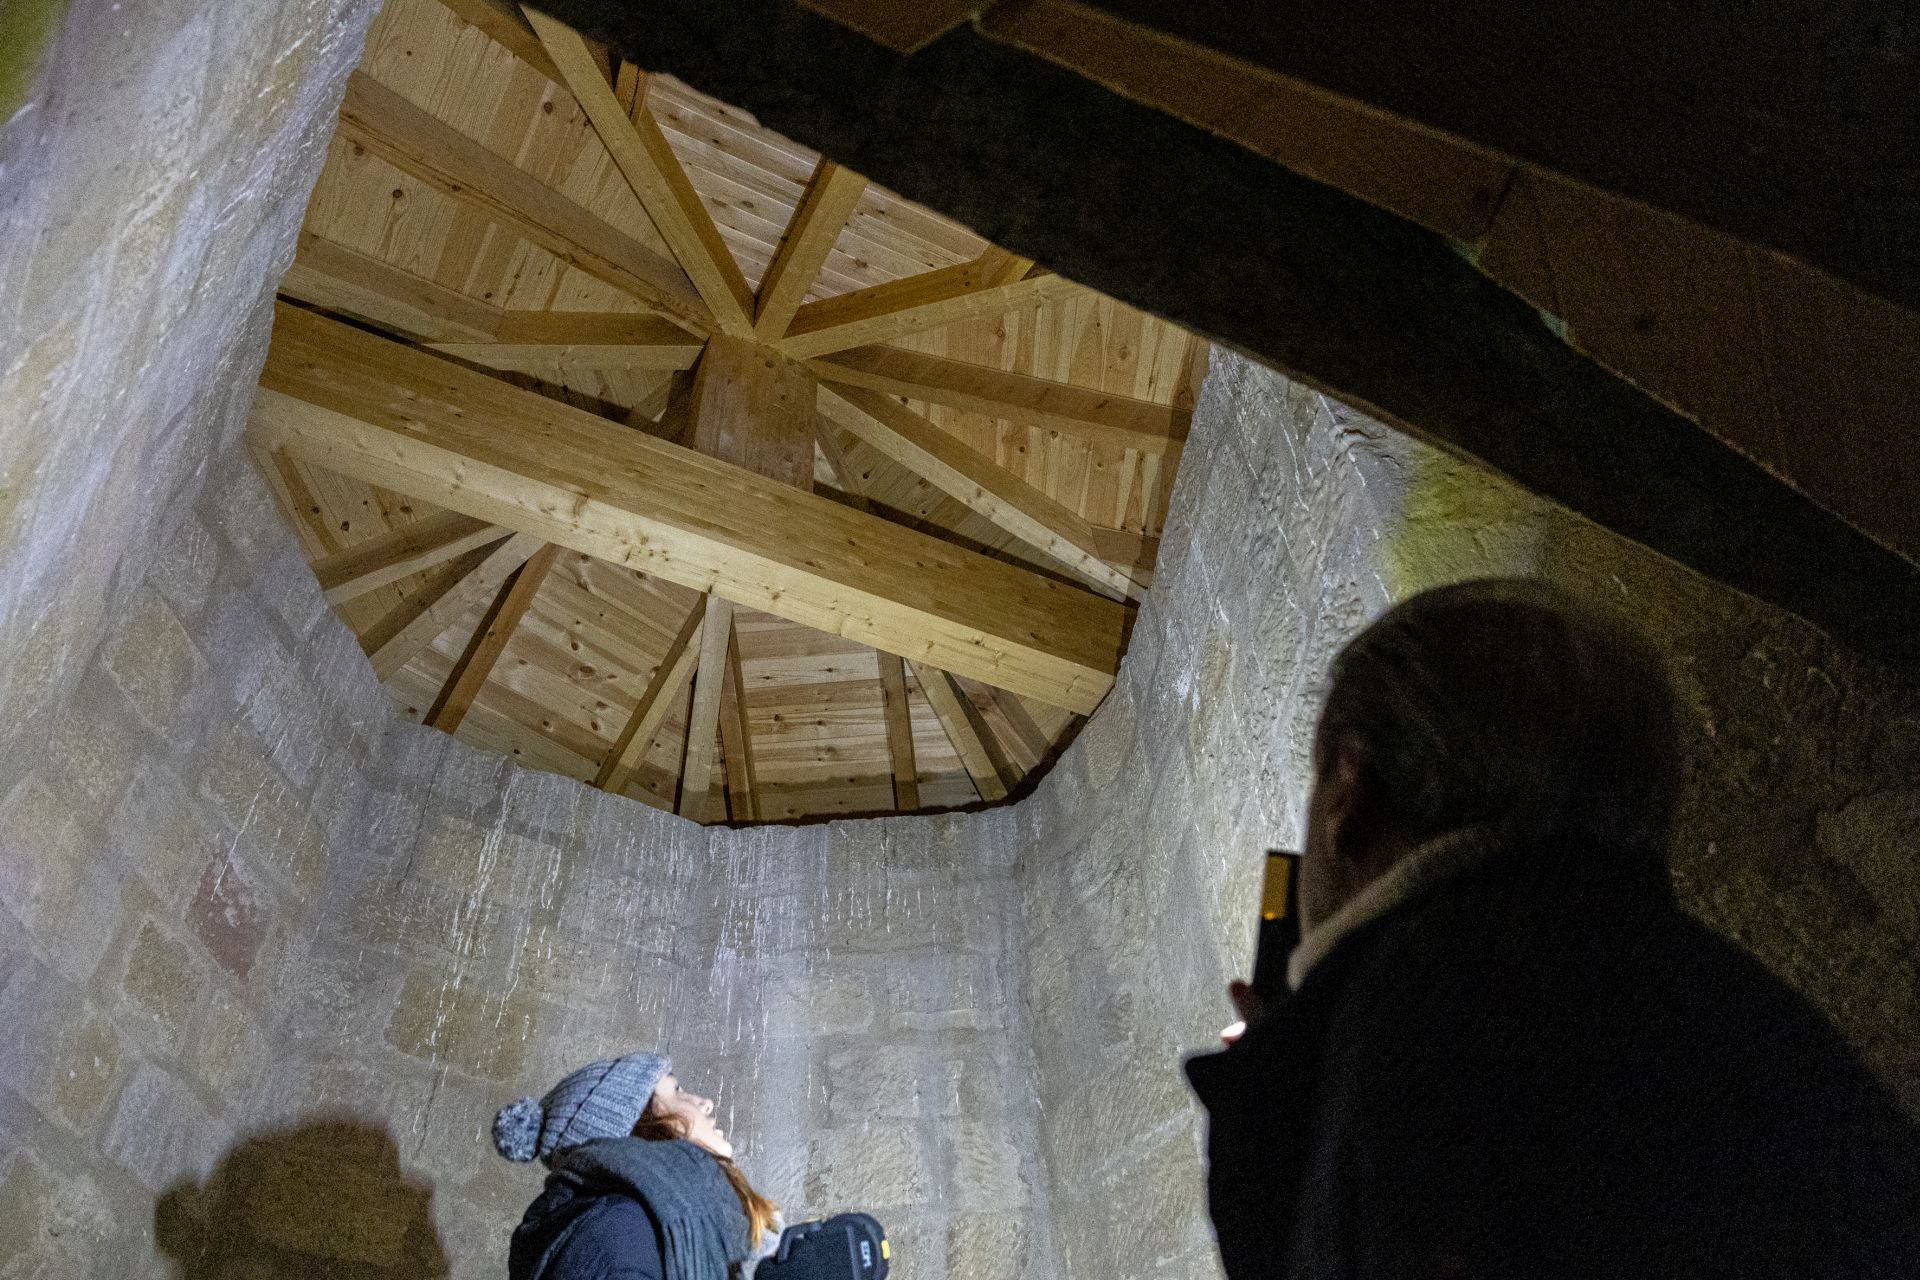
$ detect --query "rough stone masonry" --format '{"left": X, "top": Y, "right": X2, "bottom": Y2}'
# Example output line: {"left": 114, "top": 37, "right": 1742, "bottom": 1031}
{"left": 2, "top": 2, "right": 1916, "bottom": 1278}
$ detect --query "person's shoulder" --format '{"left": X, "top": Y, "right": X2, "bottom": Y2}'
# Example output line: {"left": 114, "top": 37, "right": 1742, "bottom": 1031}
{"left": 548, "top": 1193, "right": 665, "bottom": 1280}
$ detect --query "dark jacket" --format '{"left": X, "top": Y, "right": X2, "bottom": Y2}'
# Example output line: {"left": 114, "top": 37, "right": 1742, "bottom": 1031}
{"left": 1186, "top": 837, "right": 1920, "bottom": 1280}
{"left": 509, "top": 1177, "right": 666, "bottom": 1280}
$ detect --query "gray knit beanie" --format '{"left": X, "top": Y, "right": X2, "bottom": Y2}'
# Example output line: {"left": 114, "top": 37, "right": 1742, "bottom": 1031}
{"left": 493, "top": 1051, "right": 671, "bottom": 1166}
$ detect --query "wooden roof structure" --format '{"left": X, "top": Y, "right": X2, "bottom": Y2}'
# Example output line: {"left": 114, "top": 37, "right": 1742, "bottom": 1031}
{"left": 251, "top": 0, "right": 1207, "bottom": 823}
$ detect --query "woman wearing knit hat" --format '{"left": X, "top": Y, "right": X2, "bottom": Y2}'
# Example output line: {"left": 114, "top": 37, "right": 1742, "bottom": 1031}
{"left": 494, "top": 1051, "right": 782, "bottom": 1280}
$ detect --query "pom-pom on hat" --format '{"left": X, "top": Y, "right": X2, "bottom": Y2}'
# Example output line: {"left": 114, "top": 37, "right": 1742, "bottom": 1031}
{"left": 493, "top": 1051, "right": 671, "bottom": 1166}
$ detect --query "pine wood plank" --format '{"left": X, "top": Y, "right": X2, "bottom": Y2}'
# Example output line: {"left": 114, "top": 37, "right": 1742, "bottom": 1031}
{"left": 425, "top": 542, "right": 559, "bottom": 730}
{"left": 336, "top": 71, "right": 710, "bottom": 331}
{"left": 755, "top": 159, "right": 869, "bottom": 340}
{"left": 594, "top": 600, "right": 705, "bottom": 792}
{"left": 527, "top": 10, "right": 758, "bottom": 336}
{"left": 877, "top": 652, "right": 920, "bottom": 809}
{"left": 819, "top": 384, "right": 1145, "bottom": 601}
{"left": 688, "top": 334, "right": 818, "bottom": 490}
{"left": 360, "top": 532, "right": 544, "bottom": 680}
{"left": 256, "top": 304, "right": 1123, "bottom": 713}
{"left": 426, "top": 312, "right": 706, "bottom": 373}
{"left": 909, "top": 661, "right": 1009, "bottom": 802}
{"left": 312, "top": 510, "right": 509, "bottom": 604}
{"left": 718, "top": 624, "right": 759, "bottom": 821}
{"left": 434, "top": 0, "right": 563, "bottom": 82}
{"left": 678, "top": 594, "right": 735, "bottom": 820}
{"left": 780, "top": 256, "right": 1077, "bottom": 358}
{"left": 812, "top": 343, "right": 1181, "bottom": 455}
{"left": 282, "top": 232, "right": 505, "bottom": 342}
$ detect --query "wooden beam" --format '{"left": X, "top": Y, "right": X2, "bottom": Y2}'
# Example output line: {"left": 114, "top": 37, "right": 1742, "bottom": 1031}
{"left": 718, "top": 624, "right": 759, "bottom": 821}
{"left": 281, "top": 232, "right": 503, "bottom": 343}
{"left": 426, "top": 311, "right": 706, "bottom": 373}
{"left": 810, "top": 344, "right": 1183, "bottom": 455}
{"left": 336, "top": 71, "right": 710, "bottom": 331}
{"left": 434, "top": 0, "right": 563, "bottom": 82}
{"left": 754, "top": 159, "right": 868, "bottom": 341}
{"left": 424, "top": 542, "right": 560, "bottom": 731}
{"left": 910, "top": 661, "right": 1008, "bottom": 802}
{"left": 253, "top": 304, "right": 1123, "bottom": 712}
{"left": 526, "top": 9, "right": 757, "bottom": 336}
{"left": 778, "top": 254, "right": 1076, "bottom": 358}
{"left": 312, "top": 511, "right": 509, "bottom": 604}
{"left": 688, "top": 333, "right": 818, "bottom": 490}
{"left": 954, "top": 673, "right": 1053, "bottom": 774}
{"left": 677, "top": 594, "right": 734, "bottom": 820}
{"left": 359, "top": 533, "right": 544, "bottom": 680}
{"left": 877, "top": 652, "right": 919, "bottom": 810}
{"left": 819, "top": 384, "right": 1145, "bottom": 600}
{"left": 795, "top": 0, "right": 977, "bottom": 54}
{"left": 594, "top": 601, "right": 705, "bottom": 793}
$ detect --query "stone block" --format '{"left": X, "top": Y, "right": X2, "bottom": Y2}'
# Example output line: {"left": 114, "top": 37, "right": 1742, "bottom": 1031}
{"left": 102, "top": 1062, "right": 231, "bottom": 1193}
{"left": 948, "top": 1213, "right": 1031, "bottom": 1280}
{"left": 824, "top": 1044, "right": 927, "bottom": 1123}
{"left": 762, "top": 964, "right": 876, "bottom": 1040}
{"left": 885, "top": 952, "right": 1004, "bottom": 1033}
{"left": 0, "top": 1152, "right": 122, "bottom": 1274}
{"left": 805, "top": 1124, "right": 930, "bottom": 1211}
{"left": 0, "top": 959, "right": 125, "bottom": 1135}
{"left": 145, "top": 511, "right": 221, "bottom": 622}
{"left": 188, "top": 852, "right": 270, "bottom": 980}
{"left": 185, "top": 982, "right": 272, "bottom": 1101}
{"left": 111, "top": 760, "right": 218, "bottom": 908}
{"left": 198, "top": 721, "right": 327, "bottom": 894}
{"left": 120, "top": 917, "right": 205, "bottom": 1057}
{"left": 945, "top": 1114, "right": 1028, "bottom": 1210}
{"left": 1817, "top": 788, "right": 1920, "bottom": 941}
{"left": 385, "top": 968, "right": 538, "bottom": 1081}
{"left": 96, "top": 586, "right": 205, "bottom": 739}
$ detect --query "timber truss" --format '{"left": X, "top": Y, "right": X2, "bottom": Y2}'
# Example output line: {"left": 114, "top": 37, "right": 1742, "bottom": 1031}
{"left": 251, "top": 0, "right": 1203, "bottom": 822}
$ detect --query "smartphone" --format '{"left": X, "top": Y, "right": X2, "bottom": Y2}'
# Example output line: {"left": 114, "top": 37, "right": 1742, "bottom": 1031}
{"left": 1248, "top": 850, "right": 1304, "bottom": 1006}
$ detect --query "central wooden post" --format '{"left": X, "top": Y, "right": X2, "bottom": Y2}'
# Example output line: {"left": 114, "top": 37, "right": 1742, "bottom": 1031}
{"left": 685, "top": 333, "right": 817, "bottom": 491}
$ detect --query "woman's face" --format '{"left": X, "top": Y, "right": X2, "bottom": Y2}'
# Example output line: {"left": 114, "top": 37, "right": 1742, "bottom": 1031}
{"left": 651, "top": 1075, "right": 733, "bottom": 1159}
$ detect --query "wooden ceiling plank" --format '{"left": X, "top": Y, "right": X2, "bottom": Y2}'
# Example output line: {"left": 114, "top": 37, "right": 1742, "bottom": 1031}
{"left": 594, "top": 599, "right": 705, "bottom": 792}
{"left": 811, "top": 344, "right": 1183, "bottom": 455}
{"left": 718, "top": 623, "right": 760, "bottom": 821}
{"left": 820, "top": 383, "right": 1146, "bottom": 601}
{"left": 433, "top": 0, "right": 564, "bottom": 82}
{"left": 779, "top": 254, "right": 1078, "bottom": 358}
{"left": 877, "top": 652, "right": 920, "bottom": 810}
{"left": 256, "top": 304, "right": 1123, "bottom": 713}
{"left": 755, "top": 159, "right": 869, "bottom": 341}
{"left": 427, "top": 311, "right": 708, "bottom": 374}
{"left": 361, "top": 532, "right": 545, "bottom": 680}
{"left": 336, "top": 71, "right": 711, "bottom": 331}
{"left": 526, "top": 9, "right": 758, "bottom": 336}
{"left": 677, "top": 594, "right": 735, "bottom": 821}
{"left": 313, "top": 510, "right": 510, "bottom": 604}
{"left": 282, "top": 233, "right": 505, "bottom": 343}
{"left": 425, "top": 542, "right": 560, "bottom": 731}
{"left": 908, "top": 661, "right": 1009, "bottom": 802}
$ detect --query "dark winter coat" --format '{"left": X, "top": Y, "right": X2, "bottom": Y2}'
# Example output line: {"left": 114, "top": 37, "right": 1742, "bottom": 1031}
{"left": 1186, "top": 834, "right": 1920, "bottom": 1280}
{"left": 508, "top": 1138, "right": 757, "bottom": 1280}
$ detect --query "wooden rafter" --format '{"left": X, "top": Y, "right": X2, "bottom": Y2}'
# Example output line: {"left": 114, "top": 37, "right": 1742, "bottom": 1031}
{"left": 778, "top": 253, "right": 1075, "bottom": 358}
{"left": 434, "top": 0, "right": 563, "bottom": 81}
{"left": 819, "top": 384, "right": 1146, "bottom": 601}
{"left": 754, "top": 159, "right": 868, "bottom": 341}
{"left": 811, "top": 345, "right": 1183, "bottom": 455}
{"left": 718, "top": 624, "right": 759, "bottom": 821}
{"left": 336, "top": 72, "right": 710, "bottom": 331}
{"left": 360, "top": 532, "right": 544, "bottom": 680}
{"left": 527, "top": 10, "right": 758, "bottom": 336}
{"left": 877, "top": 652, "right": 919, "bottom": 809}
{"left": 425, "top": 542, "right": 560, "bottom": 731}
{"left": 910, "top": 661, "right": 1009, "bottom": 802}
{"left": 255, "top": 304, "right": 1124, "bottom": 713}
{"left": 281, "top": 233, "right": 503, "bottom": 343}
{"left": 427, "top": 312, "right": 706, "bottom": 373}
{"left": 312, "top": 511, "right": 508, "bottom": 604}
{"left": 678, "top": 594, "right": 735, "bottom": 820}
{"left": 594, "top": 601, "right": 704, "bottom": 793}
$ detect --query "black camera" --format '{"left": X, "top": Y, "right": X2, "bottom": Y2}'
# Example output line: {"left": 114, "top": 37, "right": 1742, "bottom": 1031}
{"left": 758, "top": 1213, "right": 889, "bottom": 1280}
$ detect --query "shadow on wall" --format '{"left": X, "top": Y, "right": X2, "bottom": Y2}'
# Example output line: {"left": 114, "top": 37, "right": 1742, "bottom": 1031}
{"left": 154, "top": 1118, "right": 449, "bottom": 1278}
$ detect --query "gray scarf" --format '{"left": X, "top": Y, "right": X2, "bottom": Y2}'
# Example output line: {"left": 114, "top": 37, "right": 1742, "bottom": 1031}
{"left": 553, "top": 1137, "right": 778, "bottom": 1280}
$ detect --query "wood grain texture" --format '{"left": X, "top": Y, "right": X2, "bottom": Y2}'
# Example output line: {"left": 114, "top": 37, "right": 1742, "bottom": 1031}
{"left": 780, "top": 256, "right": 1077, "bottom": 358}
{"left": 313, "top": 511, "right": 508, "bottom": 604}
{"left": 690, "top": 334, "right": 818, "bottom": 491}
{"left": 360, "top": 533, "right": 545, "bottom": 680}
{"left": 755, "top": 159, "right": 868, "bottom": 340}
{"left": 256, "top": 304, "right": 1125, "bottom": 712}
{"left": 595, "top": 601, "right": 705, "bottom": 792}
{"left": 877, "top": 651, "right": 919, "bottom": 809}
{"left": 910, "top": 661, "right": 1008, "bottom": 802}
{"left": 678, "top": 593, "right": 735, "bottom": 820}
{"left": 425, "top": 542, "right": 559, "bottom": 730}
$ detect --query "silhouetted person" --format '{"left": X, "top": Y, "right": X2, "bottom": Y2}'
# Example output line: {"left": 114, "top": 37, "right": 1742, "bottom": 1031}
{"left": 155, "top": 1118, "right": 449, "bottom": 1278}
{"left": 1187, "top": 579, "right": 1920, "bottom": 1279}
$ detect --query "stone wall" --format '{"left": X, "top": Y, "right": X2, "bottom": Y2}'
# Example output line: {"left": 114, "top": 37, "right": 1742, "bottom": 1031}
{"left": 1009, "top": 350, "right": 1920, "bottom": 1280}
